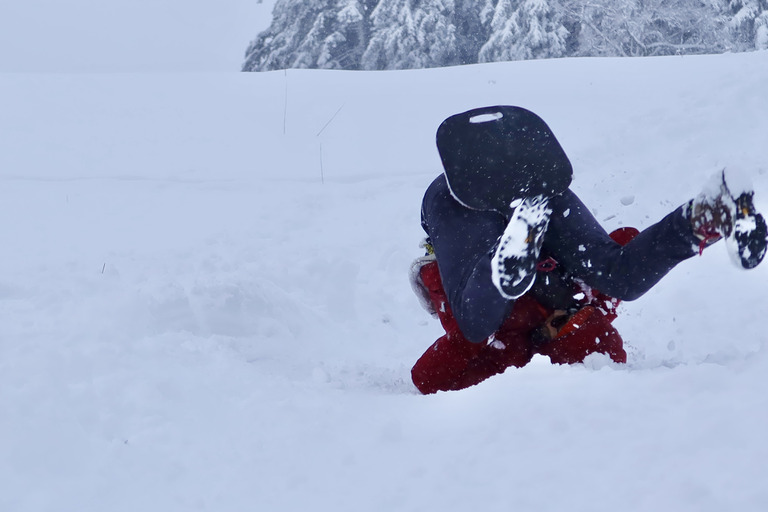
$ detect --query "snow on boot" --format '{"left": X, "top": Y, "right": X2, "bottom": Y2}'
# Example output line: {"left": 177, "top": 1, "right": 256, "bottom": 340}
{"left": 727, "top": 179, "right": 768, "bottom": 269}
{"left": 491, "top": 195, "right": 551, "bottom": 299}
{"left": 688, "top": 168, "right": 767, "bottom": 269}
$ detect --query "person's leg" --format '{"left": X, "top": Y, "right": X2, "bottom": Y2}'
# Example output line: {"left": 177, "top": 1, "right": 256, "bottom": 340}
{"left": 411, "top": 262, "right": 541, "bottom": 394}
{"left": 411, "top": 261, "right": 484, "bottom": 394}
{"left": 535, "top": 227, "right": 638, "bottom": 365}
{"left": 535, "top": 306, "right": 627, "bottom": 364}
{"left": 412, "top": 228, "right": 639, "bottom": 393}
{"left": 449, "top": 295, "right": 547, "bottom": 390}
{"left": 411, "top": 334, "right": 484, "bottom": 394}
{"left": 420, "top": 175, "right": 514, "bottom": 342}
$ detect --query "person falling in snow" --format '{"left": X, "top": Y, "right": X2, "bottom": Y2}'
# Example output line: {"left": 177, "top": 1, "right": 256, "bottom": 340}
{"left": 409, "top": 106, "right": 767, "bottom": 395}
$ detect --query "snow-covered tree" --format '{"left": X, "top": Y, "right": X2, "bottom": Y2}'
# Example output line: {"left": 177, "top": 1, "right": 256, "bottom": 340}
{"left": 242, "top": 0, "right": 767, "bottom": 71}
{"left": 564, "top": 0, "right": 728, "bottom": 57}
{"left": 361, "top": 0, "right": 459, "bottom": 69}
{"left": 760, "top": 10, "right": 768, "bottom": 49}
{"left": 478, "top": 0, "right": 570, "bottom": 62}
{"left": 242, "top": 0, "right": 377, "bottom": 70}
{"left": 718, "top": 0, "right": 768, "bottom": 50}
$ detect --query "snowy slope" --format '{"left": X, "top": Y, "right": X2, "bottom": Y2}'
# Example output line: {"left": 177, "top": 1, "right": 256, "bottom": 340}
{"left": 1, "top": 51, "right": 767, "bottom": 511}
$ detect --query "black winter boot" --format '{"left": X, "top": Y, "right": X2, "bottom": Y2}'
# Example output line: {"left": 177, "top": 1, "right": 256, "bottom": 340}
{"left": 687, "top": 169, "right": 767, "bottom": 269}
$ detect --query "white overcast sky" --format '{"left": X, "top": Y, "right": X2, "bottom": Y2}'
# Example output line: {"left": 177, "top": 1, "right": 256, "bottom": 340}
{"left": 0, "top": 0, "right": 277, "bottom": 72}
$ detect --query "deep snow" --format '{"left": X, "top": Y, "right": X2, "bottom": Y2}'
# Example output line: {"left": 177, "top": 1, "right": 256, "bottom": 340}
{"left": 1, "top": 51, "right": 767, "bottom": 511}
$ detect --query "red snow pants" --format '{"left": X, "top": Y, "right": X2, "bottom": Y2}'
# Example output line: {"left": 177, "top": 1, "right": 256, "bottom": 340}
{"left": 411, "top": 227, "right": 638, "bottom": 395}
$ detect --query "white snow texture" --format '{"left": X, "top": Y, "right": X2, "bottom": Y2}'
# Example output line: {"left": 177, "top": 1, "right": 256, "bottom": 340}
{"left": 2, "top": 50, "right": 768, "bottom": 511}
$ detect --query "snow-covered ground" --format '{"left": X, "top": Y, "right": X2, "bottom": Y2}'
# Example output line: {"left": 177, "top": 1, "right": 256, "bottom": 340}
{"left": 1, "top": 51, "right": 767, "bottom": 511}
